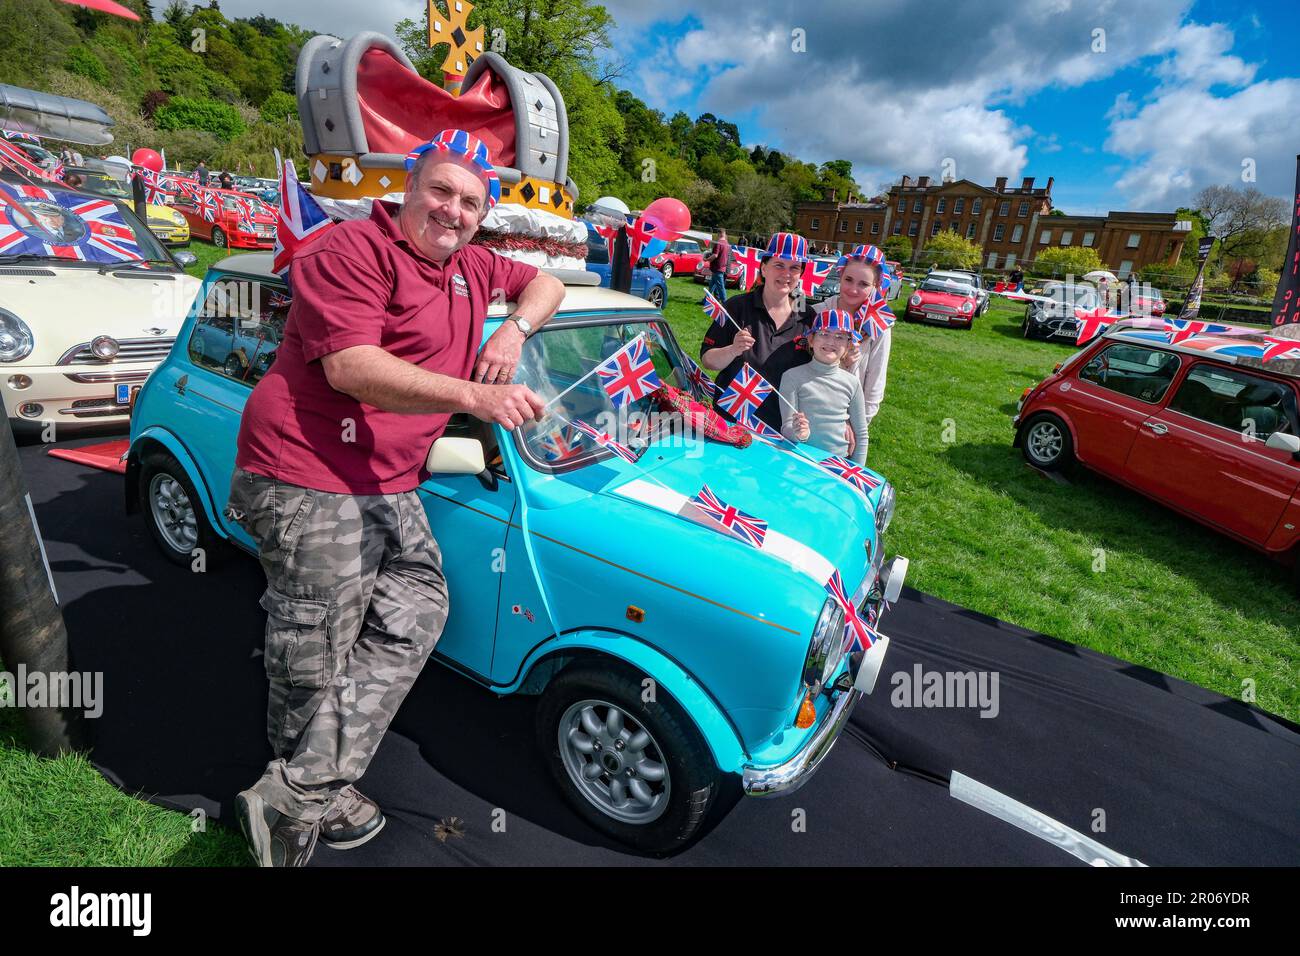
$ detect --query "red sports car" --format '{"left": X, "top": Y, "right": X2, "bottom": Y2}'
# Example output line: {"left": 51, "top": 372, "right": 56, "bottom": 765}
{"left": 1014, "top": 322, "right": 1300, "bottom": 589}
{"left": 903, "top": 272, "right": 979, "bottom": 329}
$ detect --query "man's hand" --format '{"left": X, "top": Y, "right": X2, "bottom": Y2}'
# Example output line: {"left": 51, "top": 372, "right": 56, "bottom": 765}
{"left": 469, "top": 381, "right": 547, "bottom": 430}
{"left": 474, "top": 321, "right": 526, "bottom": 384}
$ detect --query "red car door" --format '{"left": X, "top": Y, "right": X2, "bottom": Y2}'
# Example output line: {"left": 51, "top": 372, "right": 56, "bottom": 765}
{"left": 1124, "top": 361, "right": 1300, "bottom": 545}
{"left": 1064, "top": 340, "right": 1183, "bottom": 478}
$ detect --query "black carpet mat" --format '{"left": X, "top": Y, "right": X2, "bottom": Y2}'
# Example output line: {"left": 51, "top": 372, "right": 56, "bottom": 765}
{"left": 16, "top": 435, "right": 1300, "bottom": 865}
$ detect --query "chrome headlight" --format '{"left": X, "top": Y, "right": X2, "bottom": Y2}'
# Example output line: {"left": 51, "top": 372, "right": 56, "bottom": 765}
{"left": 0, "top": 310, "right": 34, "bottom": 363}
{"left": 875, "top": 481, "right": 896, "bottom": 536}
{"left": 803, "top": 596, "right": 847, "bottom": 688}
{"left": 90, "top": 335, "right": 120, "bottom": 360}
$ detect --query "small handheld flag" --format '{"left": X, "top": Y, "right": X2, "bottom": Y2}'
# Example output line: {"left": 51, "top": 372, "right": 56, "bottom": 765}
{"left": 800, "top": 259, "right": 834, "bottom": 297}
{"left": 856, "top": 291, "right": 896, "bottom": 340}
{"left": 702, "top": 290, "right": 730, "bottom": 327}
{"left": 595, "top": 334, "right": 663, "bottom": 408}
{"left": 570, "top": 418, "right": 639, "bottom": 463}
{"left": 272, "top": 156, "right": 335, "bottom": 276}
{"left": 716, "top": 363, "right": 774, "bottom": 420}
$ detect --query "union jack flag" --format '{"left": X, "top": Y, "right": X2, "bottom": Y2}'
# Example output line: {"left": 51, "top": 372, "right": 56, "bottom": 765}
{"left": 596, "top": 334, "right": 663, "bottom": 408}
{"left": 570, "top": 418, "right": 638, "bottom": 463}
{"left": 136, "top": 168, "right": 173, "bottom": 205}
{"left": 593, "top": 222, "right": 617, "bottom": 262}
{"left": 1162, "top": 318, "right": 1237, "bottom": 344}
{"left": 172, "top": 177, "right": 200, "bottom": 200}
{"left": 702, "top": 290, "right": 729, "bottom": 327}
{"left": 682, "top": 353, "right": 721, "bottom": 401}
{"left": 731, "top": 245, "right": 765, "bottom": 291}
{"left": 819, "top": 456, "right": 881, "bottom": 496}
{"left": 626, "top": 216, "right": 658, "bottom": 268}
{"left": 825, "top": 569, "right": 878, "bottom": 653}
{"left": 195, "top": 189, "right": 218, "bottom": 222}
{"left": 539, "top": 422, "right": 584, "bottom": 461}
{"left": 1074, "top": 306, "right": 1121, "bottom": 346}
{"left": 0, "top": 183, "right": 141, "bottom": 262}
{"left": 266, "top": 289, "right": 293, "bottom": 310}
{"left": 690, "top": 484, "right": 768, "bottom": 548}
{"left": 800, "top": 259, "right": 834, "bottom": 297}
{"left": 717, "top": 363, "right": 774, "bottom": 420}
{"left": 739, "top": 409, "right": 795, "bottom": 448}
{"left": 1260, "top": 336, "right": 1300, "bottom": 362}
{"left": 235, "top": 198, "right": 256, "bottom": 233}
{"left": 272, "top": 157, "right": 335, "bottom": 276}
{"left": 856, "top": 291, "right": 896, "bottom": 340}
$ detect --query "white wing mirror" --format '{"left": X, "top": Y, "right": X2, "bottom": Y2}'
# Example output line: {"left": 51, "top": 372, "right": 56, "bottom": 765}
{"left": 425, "top": 436, "right": 486, "bottom": 475}
{"left": 1265, "top": 431, "right": 1300, "bottom": 455}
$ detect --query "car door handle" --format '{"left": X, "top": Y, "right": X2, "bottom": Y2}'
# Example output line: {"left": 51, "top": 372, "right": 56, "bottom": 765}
{"left": 1141, "top": 421, "right": 1167, "bottom": 435}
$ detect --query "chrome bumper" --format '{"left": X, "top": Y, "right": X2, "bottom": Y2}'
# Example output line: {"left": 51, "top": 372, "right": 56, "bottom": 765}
{"left": 740, "top": 687, "right": 863, "bottom": 797}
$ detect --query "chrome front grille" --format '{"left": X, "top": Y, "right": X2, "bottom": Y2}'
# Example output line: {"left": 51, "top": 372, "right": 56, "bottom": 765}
{"left": 57, "top": 337, "right": 175, "bottom": 366}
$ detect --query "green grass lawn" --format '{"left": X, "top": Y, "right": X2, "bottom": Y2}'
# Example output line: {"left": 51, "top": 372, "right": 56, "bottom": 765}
{"left": 662, "top": 274, "right": 1299, "bottom": 722}
{"left": 1, "top": 263, "right": 1294, "bottom": 867}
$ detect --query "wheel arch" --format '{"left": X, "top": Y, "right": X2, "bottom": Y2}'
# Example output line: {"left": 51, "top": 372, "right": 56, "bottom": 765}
{"left": 126, "top": 429, "right": 224, "bottom": 535}
{"left": 509, "top": 631, "right": 748, "bottom": 774}
{"left": 1015, "top": 402, "right": 1080, "bottom": 452}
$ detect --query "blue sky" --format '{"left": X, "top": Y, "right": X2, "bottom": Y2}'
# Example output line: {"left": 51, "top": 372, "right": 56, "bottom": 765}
{"left": 214, "top": 0, "right": 1299, "bottom": 215}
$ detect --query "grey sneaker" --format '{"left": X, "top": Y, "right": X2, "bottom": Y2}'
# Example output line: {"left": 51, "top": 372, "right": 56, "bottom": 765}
{"left": 236, "top": 789, "right": 319, "bottom": 867}
{"left": 320, "top": 785, "right": 386, "bottom": 850}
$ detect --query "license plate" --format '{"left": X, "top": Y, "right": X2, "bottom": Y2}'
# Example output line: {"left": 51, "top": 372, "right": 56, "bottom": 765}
{"left": 116, "top": 383, "right": 131, "bottom": 404}
{"left": 924, "top": 313, "right": 951, "bottom": 324}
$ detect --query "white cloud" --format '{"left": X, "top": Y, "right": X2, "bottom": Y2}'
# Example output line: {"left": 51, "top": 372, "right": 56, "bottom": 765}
{"left": 1106, "top": 78, "right": 1300, "bottom": 206}
{"left": 1153, "top": 23, "right": 1257, "bottom": 88}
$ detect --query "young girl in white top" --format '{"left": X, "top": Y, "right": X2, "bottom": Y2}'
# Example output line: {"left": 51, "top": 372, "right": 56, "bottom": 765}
{"left": 813, "top": 244, "right": 894, "bottom": 461}
{"left": 779, "top": 310, "right": 869, "bottom": 464}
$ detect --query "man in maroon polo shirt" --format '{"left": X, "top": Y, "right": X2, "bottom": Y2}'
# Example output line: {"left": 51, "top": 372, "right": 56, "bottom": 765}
{"left": 225, "top": 130, "right": 564, "bottom": 867}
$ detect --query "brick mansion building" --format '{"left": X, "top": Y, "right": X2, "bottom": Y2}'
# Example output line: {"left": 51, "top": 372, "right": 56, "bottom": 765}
{"left": 794, "top": 175, "right": 1191, "bottom": 276}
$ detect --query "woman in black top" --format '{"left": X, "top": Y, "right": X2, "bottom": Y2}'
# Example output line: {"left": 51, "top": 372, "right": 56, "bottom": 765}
{"left": 700, "top": 231, "right": 816, "bottom": 430}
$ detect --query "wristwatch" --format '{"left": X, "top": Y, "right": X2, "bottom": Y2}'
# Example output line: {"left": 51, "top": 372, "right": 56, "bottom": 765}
{"left": 509, "top": 315, "right": 533, "bottom": 337}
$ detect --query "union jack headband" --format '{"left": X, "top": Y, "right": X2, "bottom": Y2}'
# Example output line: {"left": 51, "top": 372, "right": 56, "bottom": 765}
{"left": 763, "top": 231, "right": 808, "bottom": 263}
{"left": 810, "top": 309, "right": 862, "bottom": 341}
{"left": 837, "top": 243, "right": 893, "bottom": 289}
{"left": 403, "top": 129, "right": 502, "bottom": 210}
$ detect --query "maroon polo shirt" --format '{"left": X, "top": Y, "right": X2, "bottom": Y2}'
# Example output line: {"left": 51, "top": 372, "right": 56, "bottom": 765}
{"left": 235, "top": 200, "right": 538, "bottom": 494}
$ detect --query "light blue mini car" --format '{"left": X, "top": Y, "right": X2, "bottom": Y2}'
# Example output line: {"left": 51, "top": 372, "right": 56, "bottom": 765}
{"left": 126, "top": 252, "right": 908, "bottom": 853}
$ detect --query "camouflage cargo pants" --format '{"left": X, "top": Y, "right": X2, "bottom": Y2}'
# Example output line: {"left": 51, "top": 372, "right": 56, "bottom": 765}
{"left": 225, "top": 467, "right": 449, "bottom": 823}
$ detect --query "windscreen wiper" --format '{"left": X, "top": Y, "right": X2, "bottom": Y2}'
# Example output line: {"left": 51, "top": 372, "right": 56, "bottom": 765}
{"left": 98, "top": 257, "right": 175, "bottom": 275}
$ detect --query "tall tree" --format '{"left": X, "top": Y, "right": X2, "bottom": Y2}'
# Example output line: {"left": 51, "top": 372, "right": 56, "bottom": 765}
{"left": 1194, "top": 185, "right": 1289, "bottom": 266}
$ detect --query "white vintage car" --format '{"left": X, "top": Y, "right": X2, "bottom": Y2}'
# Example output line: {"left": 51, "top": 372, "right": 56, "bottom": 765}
{"left": 0, "top": 177, "right": 200, "bottom": 430}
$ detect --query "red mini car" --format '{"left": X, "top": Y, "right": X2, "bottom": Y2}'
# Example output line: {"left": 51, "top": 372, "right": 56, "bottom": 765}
{"left": 172, "top": 188, "right": 277, "bottom": 249}
{"left": 1014, "top": 322, "right": 1300, "bottom": 586}
{"left": 903, "top": 271, "right": 979, "bottom": 329}
{"left": 650, "top": 239, "right": 704, "bottom": 278}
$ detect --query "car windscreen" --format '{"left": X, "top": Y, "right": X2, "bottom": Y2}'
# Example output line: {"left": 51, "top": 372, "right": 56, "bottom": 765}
{"left": 514, "top": 316, "right": 699, "bottom": 472}
{"left": 920, "top": 278, "right": 971, "bottom": 294}
{"left": 0, "top": 181, "right": 171, "bottom": 266}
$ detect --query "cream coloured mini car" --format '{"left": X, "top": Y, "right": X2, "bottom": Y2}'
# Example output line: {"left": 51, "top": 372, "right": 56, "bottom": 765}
{"left": 0, "top": 178, "right": 200, "bottom": 429}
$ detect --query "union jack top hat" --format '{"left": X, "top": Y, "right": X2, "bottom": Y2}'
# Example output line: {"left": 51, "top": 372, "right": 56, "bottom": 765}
{"left": 403, "top": 129, "right": 502, "bottom": 210}
{"left": 810, "top": 308, "right": 862, "bottom": 341}
{"left": 763, "top": 231, "right": 808, "bottom": 262}
{"left": 837, "top": 243, "right": 893, "bottom": 290}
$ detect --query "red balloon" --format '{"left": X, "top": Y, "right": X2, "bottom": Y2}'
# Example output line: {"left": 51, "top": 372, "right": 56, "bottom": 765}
{"left": 643, "top": 197, "right": 690, "bottom": 238}
{"left": 132, "top": 148, "right": 163, "bottom": 173}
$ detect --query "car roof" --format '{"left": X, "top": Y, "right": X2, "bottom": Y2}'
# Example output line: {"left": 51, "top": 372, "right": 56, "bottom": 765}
{"left": 1104, "top": 322, "right": 1300, "bottom": 380}
{"left": 928, "top": 270, "right": 975, "bottom": 281}
{"left": 212, "top": 252, "right": 657, "bottom": 318}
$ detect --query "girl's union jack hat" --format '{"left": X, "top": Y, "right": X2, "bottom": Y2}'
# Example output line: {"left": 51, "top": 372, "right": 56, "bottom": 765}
{"left": 838, "top": 243, "right": 894, "bottom": 289}
{"left": 403, "top": 129, "right": 502, "bottom": 210}
{"left": 810, "top": 308, "right": 862, "bottom": 341}
{"left": 763, "top": 231, "right": 808, "bottom": 262}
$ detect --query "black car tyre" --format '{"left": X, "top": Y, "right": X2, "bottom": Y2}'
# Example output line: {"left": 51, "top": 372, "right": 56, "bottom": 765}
{"left": 1020, "top": 412, "right": 1074, "bottom": 471}
{"left": 536, "top": 662, "right": 722, "bottom": 855}
{"left": 647, "top": 284, "right": 665, "bottom": 309}
{"left": 139, "top": 449, "right": 221, "bottom": 567}
{"left": 211, "top": 226, "right": 227, "bottom": 248}
{"left": 661, "top": 262, "right": 674, "bottom": 279}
